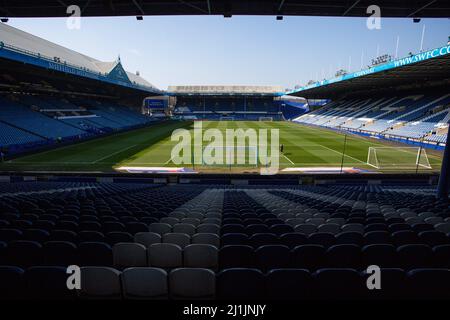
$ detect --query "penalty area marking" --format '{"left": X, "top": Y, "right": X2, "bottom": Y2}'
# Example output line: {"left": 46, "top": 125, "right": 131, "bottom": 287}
{"left": 282, "top": 154, "right": 295, "bottom": 165}
{"left": 91, "top": 144, "right": 138, "bottom": 164}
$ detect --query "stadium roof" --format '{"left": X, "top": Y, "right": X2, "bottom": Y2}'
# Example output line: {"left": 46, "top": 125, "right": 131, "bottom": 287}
{"left": 0, "top": 23, "right": 160, "bottom": 93}
{"left": 288, "top": 44, "right": 450, "bottom": 99}
{"left": 168, "top": 85, "right": 284, "bottom": 96}
{"left": 0, "top": 1, "right": 449, "bottom": 18}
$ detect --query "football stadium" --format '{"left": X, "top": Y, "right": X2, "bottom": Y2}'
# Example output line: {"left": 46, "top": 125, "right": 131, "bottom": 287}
{"left": 0, "top": 0, "right": 450, "bottom": 309}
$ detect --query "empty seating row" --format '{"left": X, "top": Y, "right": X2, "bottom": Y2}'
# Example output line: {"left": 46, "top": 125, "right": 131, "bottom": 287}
{"left": 218, "top": 244, "right": 450, "bottom": 271}
{"left": 0, "top": 240, "right": 218, "bottom": 270}
{"left": 149, "top": 223, "right": 220, "bottom": 236}
{"left": 2, "top": 266, "right": 448, "bottom": 300}
{"left": 221, "top": 230, "right": 450, "bottom": 248}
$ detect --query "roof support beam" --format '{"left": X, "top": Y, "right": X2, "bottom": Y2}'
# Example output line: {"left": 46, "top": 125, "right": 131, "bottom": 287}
{"left": 408, "top": 0, "right": 437, "bottom": 17}
{"left": 177, "top": 0, "right": 208, "bottom": 14}
{"left": 132, "top": 0, "right": 145, "bottom": 15}
{"left": 56, "top": 0, "right": 68, "bottom": 7}
{"left": 206, "top": 0, "right": 211, "bottom": 14}
{"left": 342, "top": 0, "right": 360, "bottom": 16}
{"left": 278, "top": 0, "right": 286, "bottom": 13}
{"left": 81, "top": 0, "right": 92, "bottom": 15}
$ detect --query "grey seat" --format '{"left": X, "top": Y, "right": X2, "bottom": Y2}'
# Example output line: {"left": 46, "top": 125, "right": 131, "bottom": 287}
{"left": 202, "top": 218, "right": 221, "bottom": 226}
{"left": 341, "top": 223, "right": 365, "bottom": 234}
{"left": 148, "top": 223, "right": 172, "bottom": 236}
{"left": 173, "top": 223, "right": 196, "bottom": 236}
{"left": 181, "top": 218, "right": 201, "bottom": 226}
{"left": 191, "top": 233, "right": 220, "bottom": 247}
{"left": 435, "top": 223, "right": 450, "bottom": 234}
{"left": 79, "top": 267, "right": 121, "bottom": 299}
{"left": 168, "top": 212, "right": 186, "bottom": 219}
{"left": 285, "top": 218, "right": 305, "bottom": 227}
{"left": 326, "top": 218, "right": 346, "bottom": 226}
{"left": 313, "top": 213, "right": 330, "bottom": 219}
{"left": 278, "top": 213, "right": 295, "bottom": 220}
{"left": 405, "top": 217, "right": 423, "bottom": 225}
{"left": 185, "top": 212, "right": 205, "bottom": 220}
{"left": 305, "top": 218, "right": 326, "bottom": 226}
{"left": 425, "top": 217, "right": 444, "bottom": 226}
{"left": 294, "top": 224, "right": 317, "bottom": 235}
{"left": 197, "top": 223, "right": 220, "bottom": 234}
{"left": 296, "top": 213, "right": 313, "bottom": 219}
{"left": 205, "top": 213, "right": 221, "bottom": 219}
{"left": 160, "top": 217, "right": 179, "bottom": 226}
{"left": 134, "top": 232, "right": 161, "bottom": 247}
{"left": 418, "top": 212, "right": 435, "bottom": 219}
{"left": 184, "top": 244, "right": 218, "bottom": 269}
{"left": 317, "top": 223, "right": 341, "bottom": 235}
{"left": 121, "top": 267, "right": 168, "bottom": 300}
{"left": 148, "top": 243, "right": 182, "bottom": 269}
{"left": 113, "top": 243, "right": 147, "bottom": 269}
{"left": 169, "top": 268, "right": 216, "bottom": 300}
{"left": 162, "top": 233, "right": 191, "bottom": 249}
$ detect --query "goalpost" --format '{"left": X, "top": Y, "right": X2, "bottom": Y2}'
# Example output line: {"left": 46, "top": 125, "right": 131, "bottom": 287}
{"left": 367, "top": 147, "right": 432, "bottom": 170}
{"left": 259, "top": 116, "right": 273, "bottom": 121}
{"left": 220, "top": 116, "right": 234, "bottom": 121}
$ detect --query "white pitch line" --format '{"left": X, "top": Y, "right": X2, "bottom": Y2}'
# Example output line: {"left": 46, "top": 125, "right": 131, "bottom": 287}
{"left": 316, "top": 143, "right": 367, "bottom": 165}
{"left": 282, "top": 154, "right": 295, "bottom": 165}
{"left": 91, "top": 144, "right": 138, "bottom": 164}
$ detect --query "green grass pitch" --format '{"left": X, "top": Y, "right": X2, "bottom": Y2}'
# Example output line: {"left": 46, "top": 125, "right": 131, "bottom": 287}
{"left": 0, "top": 121, "right": 442, "bottom": 174}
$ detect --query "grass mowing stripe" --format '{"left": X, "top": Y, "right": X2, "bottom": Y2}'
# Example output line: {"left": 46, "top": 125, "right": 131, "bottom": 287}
{"left": 2, "top": 120, "right": 442, "bottom": 173}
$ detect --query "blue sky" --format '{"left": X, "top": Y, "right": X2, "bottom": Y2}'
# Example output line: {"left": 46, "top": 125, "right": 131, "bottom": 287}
{"left": 7, "top": 16, "right": 450, "bottom": 90}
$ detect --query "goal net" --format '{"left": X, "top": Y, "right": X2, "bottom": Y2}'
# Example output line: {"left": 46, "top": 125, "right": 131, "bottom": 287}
{"left": 367, "top": 147, "right": 432, "bottom": 170}
{"left": 259, "top": 116, "right": 273, "bottom": 121}
{"left": 220, "top": 116, "right": 234, "bottom": 121}
{"left": 202, "top": 145, "right": 258, "bottom": 167}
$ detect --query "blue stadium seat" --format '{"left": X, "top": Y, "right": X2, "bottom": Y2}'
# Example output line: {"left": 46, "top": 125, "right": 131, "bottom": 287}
{"left": 42, "top": 241, "right": 78, "bottom": 266}
{"left": 217, "top": 269, "right": 265, "bottom": 300}
{"left": 25, "top": 266, "right": 76, "bottom": 300}
{"left": 22, "top": 229, "right": 50, "bottom": 242}
{"left": 219, "top": 245, "right": 255, "bottom": 269}
{"left": 0, "top": 266, "right": 25, "bottom": 299}
{"left": 433, "top": 245, "right": 450, "bottom": 268}
{"left": 397, "top": 244, "right": 434, "bottom": 269}
{"left": 49, "top": 230, "right": 78, "bottom": 243}
{"left": 78, "top": 242, "right": 113, "bottom": 266}
{"left": 314, "top": 268, "right": 363, "bottom": 300}
{"left": 5, "top": 240, "right": 42, "bottom": 268}
{"left": 291, "top": 245, "right": 325, "bottom": 271}
{"left": 255, "top": 245, "right": 291, "bottom": 271}
{"left": 221, "top": 233, "right": 248, "bottom": 246}
{"left": 407, "top": 269, "right": 450, "bottom": 299}
{"left": 418, "top": 231, "right": 448, "bottom": 247}
{"left": 362, "top": 244, "right": 398, "bottom": 268}
{"left": 325, "top": 244, "right": 362, "bottom": 269}
{"left": 336, "top": 232, "right": 364, "bottom": 246}
{"left": 279, "top": 232, "right": 308, "bottom": 248}
{"left": 308, "top": 232, "right": 336, "bottom": 248}
{"left": 362, "top": 268, "right": 406, "bottom": 300}
{"left": 266, "top": 269, "right": 313, "bottom": 300}
{"left": 249, "top": 233, "right": 279, "bottom": 247}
